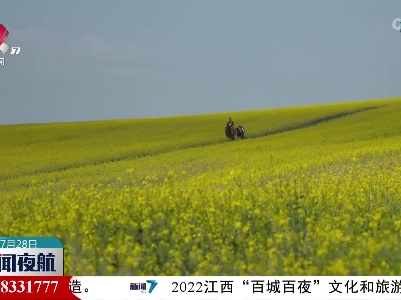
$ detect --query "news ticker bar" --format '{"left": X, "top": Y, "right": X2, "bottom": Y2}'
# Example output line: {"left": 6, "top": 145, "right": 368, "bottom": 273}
{"left": 0, "top": 276, "right": 400, "bottom": 300}
{"left": 0, "top": 237, "right": 400, "bottom": 300}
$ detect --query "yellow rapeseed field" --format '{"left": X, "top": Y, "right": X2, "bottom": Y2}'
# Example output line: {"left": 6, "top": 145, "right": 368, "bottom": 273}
{"left": 2, "top": 97, "right": 401, "bottom": 275}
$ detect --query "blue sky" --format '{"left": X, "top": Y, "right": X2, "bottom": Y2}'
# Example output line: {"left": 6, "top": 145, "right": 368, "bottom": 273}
{"left": 0, "top": 1, "right": 400, "bottom": 124}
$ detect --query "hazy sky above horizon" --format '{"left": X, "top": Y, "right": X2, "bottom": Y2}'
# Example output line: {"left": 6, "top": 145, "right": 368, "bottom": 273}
{"left": 0, "top": 1, "right": 400, "bottom": 125}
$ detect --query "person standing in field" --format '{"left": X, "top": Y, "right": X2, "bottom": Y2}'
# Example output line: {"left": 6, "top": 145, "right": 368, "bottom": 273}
{"left": 227, "top": 117, "right": 235, "bottom": 135}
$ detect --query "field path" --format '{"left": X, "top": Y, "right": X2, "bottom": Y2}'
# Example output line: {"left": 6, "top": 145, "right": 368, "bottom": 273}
{"left": 251, "top": 105, "right": 380, "bottom": 138}
{"left": 0, "top": 105, "right": 383, "bottom": 182}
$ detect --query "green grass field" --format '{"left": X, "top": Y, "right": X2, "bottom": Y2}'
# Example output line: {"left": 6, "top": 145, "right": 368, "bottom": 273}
{"left": 2, "top": 97, "right": 401, "bottom": 275}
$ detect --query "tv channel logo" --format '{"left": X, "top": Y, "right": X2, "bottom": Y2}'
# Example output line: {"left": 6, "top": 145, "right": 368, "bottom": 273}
{"left": 0, "top": 23, "right": 21, "bottom": 67}
{"left": 129, "top": 280, "right": 158, "bottom": 294}
{"left": 0, "top": 24, "right": 10, "bottom": 54}
{"left": 392, "top": 18, "right": 401, "bottom": 31}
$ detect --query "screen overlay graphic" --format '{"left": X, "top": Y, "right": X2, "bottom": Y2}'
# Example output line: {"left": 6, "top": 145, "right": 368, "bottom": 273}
{"left": 0, "top": 23, "right": 21, "bottom": 66}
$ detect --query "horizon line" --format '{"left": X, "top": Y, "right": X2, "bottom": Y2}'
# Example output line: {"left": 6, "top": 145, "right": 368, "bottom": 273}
{"left": 1, "top": 96, "right": 400, "bottom": 127}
